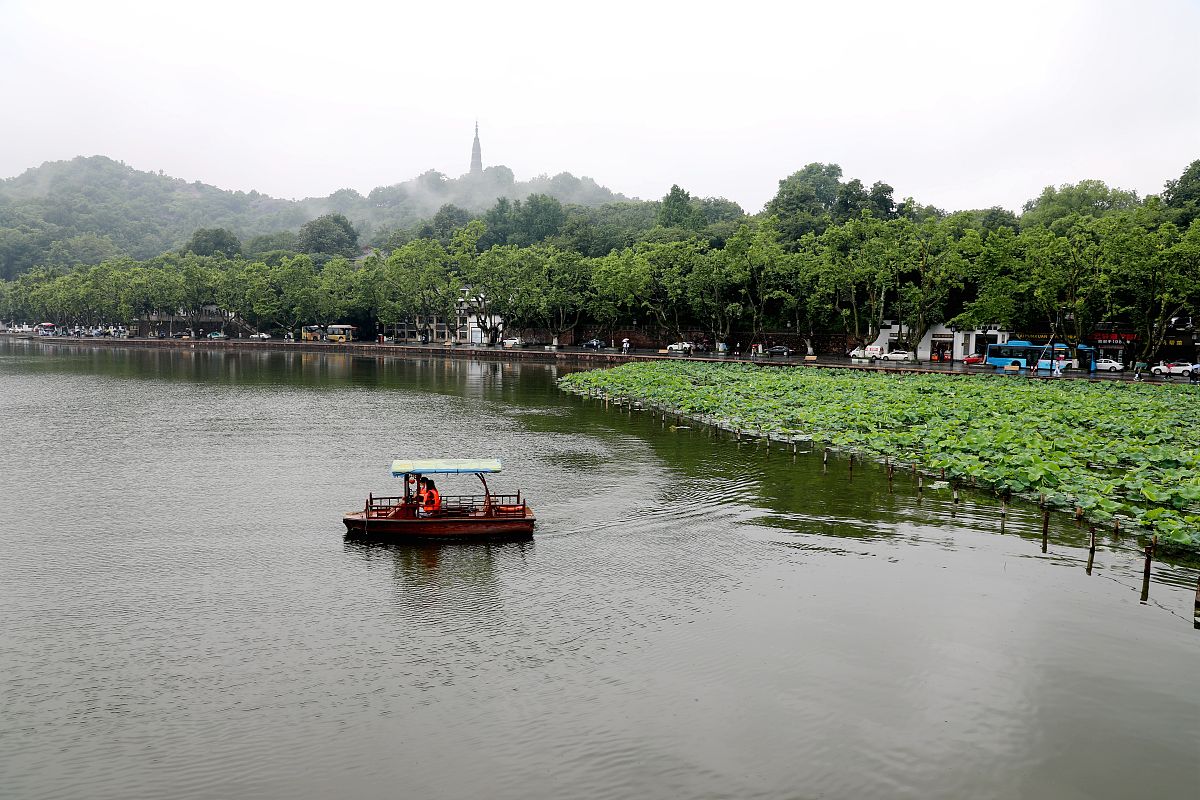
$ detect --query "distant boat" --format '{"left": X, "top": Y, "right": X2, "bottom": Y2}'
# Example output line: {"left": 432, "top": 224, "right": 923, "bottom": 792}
{"left": 343, "top": 459, "right": 535, "bottom": 540}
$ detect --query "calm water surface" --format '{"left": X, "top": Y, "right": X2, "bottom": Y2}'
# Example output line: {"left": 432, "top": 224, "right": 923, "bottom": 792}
{"left": 1, "top": 340, "right": 1197, "bottom": 800}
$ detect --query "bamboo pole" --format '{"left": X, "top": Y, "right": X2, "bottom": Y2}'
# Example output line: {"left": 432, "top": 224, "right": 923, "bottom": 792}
{"left": 1086, "top": 526, "right": 1096, "bottom": 575}
{"left": 1140, "top": 539, "right": 1154, "bottom": 602}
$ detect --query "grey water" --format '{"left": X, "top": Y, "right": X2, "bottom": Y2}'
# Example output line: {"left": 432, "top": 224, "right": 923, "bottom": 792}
{"left": 1, "top": 339, "right": 1197, "bottom": 800}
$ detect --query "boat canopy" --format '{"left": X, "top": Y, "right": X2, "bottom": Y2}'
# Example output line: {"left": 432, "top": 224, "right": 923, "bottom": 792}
{"left": 390, "top": 459, "right": 502, "bottom": 476}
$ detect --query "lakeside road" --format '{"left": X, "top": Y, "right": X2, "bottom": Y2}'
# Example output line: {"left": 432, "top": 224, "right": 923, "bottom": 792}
{"left": 0, "top": 333, "right": 1166, "bottom": 383}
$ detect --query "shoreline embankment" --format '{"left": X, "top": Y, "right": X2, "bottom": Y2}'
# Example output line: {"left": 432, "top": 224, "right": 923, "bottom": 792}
{"left": 0, "top": 334, "right": 1128, "bottom": 381}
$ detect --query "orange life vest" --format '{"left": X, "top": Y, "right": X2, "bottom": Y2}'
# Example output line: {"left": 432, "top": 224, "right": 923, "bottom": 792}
{"left": 423, "top": 488, "right": 440, "bottom": 512}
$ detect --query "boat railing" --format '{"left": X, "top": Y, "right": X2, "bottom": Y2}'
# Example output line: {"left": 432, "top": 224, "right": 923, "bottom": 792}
{"left": 366, "top": 495, "right": 404, "bottom": 513}
{"left": 365, "top": 493, "right": 526, "bottom": 518}
{"left": 440, "top": 493, "right": 527, "bottom": 517}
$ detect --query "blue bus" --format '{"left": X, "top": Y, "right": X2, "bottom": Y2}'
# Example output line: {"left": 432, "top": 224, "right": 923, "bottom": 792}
{"left": 985, "top": 340, "right": 1096, "bottom": 372}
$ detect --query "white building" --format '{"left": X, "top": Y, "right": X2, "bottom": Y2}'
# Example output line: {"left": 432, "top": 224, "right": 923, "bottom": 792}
{"left": 868, "top": 321, "right": 1012, "bottom": 361}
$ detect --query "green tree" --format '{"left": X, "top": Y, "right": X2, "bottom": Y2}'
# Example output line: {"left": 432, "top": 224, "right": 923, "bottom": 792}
{"left": 245, "top": 231, "right": 298, "bottom": 256}
{"left": 765, "top": 163, "right": 843, "bottom": 242}
{"left": 1163, "top": 159, "right": 1200, "bottom": 228}
{"left": 184, "top": 228, "right": 242, "bottom": 257}
{"left": 894, "top": 218, "right": 967, "bottom": 359}
{"left": 1020, "top": 180, "right": 1141, "bottom": 231}
{"left": 46, "top": 233, "right": 123, "bottom": 267}
{"left": 511, "top": 194, "right": 566, "bottom": 246}
{"left": 687, "top": 246, "right": 745, "bottom": 346}
{"left": 538, "top": 246, "right": 591, "bottom": 345}
{"left": 298, "top": 214, "right": 359, "bottom": 257}
{"left": 1102, "top": 210, "right": 1199, "bottom": 362}
{"left": 657, "top": 185, "right": 704, "bottom": 230}
{"left": 419, "top": 205, "right": 474, "bottom": 244}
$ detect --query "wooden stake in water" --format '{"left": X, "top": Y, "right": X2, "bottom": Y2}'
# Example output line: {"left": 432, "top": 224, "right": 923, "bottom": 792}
{"left": 1041, "top": 507, "right": 1049, "bottom": 553}
{"left": 1194, "top": 575, "right": 1200, "bottom": 628}
{"left": 1086, "top": 526, "right": 1096, "bottom": 575}
{"left": 1140, "top": 540, "right": 1154, "bottom": 602}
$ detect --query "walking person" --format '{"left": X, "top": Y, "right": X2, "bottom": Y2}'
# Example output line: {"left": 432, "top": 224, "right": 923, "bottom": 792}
{"left": 621, "top": 337, "right": 630, "bottom": 355}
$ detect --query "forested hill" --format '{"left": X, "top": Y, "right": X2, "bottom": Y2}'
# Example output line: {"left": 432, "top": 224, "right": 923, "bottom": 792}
{"left": 0, "top": 156, "right": 630, "bottom": 278}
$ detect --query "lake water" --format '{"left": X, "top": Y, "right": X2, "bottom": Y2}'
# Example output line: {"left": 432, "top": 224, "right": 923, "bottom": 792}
{"left": 2, "top": 339, "right": 1197, "bottom": 800}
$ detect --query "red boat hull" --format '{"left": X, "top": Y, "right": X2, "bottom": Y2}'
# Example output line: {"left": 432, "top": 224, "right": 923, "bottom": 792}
{"left": 343, "top": 508, "right": 536, "bottom": 540}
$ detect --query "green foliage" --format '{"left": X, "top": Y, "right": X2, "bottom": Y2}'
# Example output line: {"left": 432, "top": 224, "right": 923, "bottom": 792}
{"left": 184, "top": 227, "right": 242, "bottom": 257}
{"left": 244, "top": 231, "right": 297, "bottom": 257}
{"left": 657, "top": 185, "right": 705, "bottom": 230}
{"left": 560, "top": 362, "right": 1200, "bottom": 550}
{"left": 0, "top": 156, "right": 632, "bottom": 279}
{"left": 1163, "top": 159, "right": 1200, "bottom": 228}
{"left": 298, "top": 213, "right": 359, "bottom": 258}
{"left": 1020, "top": 180, "right": 1141, "bottom": 231}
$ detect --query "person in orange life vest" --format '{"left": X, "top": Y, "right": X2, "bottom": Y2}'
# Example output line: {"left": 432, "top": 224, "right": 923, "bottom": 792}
{"left": 411, "top": 476, "right": 431, "bottom": 515}
{"left": 418, "top": 478, "right": 441, "bottom": 517}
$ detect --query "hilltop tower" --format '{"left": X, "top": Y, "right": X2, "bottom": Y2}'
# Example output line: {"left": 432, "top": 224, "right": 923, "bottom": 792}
{"left": 470, "top": 121, "right": 482, "bottom": 175}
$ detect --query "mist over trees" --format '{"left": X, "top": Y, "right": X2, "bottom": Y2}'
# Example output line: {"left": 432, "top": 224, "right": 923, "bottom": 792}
{"left": 0, "top": 156, "right": 630, "bottom": 279}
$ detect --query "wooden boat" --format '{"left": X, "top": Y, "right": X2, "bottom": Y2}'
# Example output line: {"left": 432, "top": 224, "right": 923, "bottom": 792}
{"left": 343, "top": 459, "right": 535, "bottom": 540}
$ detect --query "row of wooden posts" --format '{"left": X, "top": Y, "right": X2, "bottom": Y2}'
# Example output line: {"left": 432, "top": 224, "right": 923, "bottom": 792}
{"left": 590, "top": 390, "right": 1200, "bottom": 628}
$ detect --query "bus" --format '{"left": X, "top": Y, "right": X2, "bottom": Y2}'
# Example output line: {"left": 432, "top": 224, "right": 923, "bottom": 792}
{"left": 301, "top": 325, "right": 324, "bottom": 342}
{"left": 985, "top": 340, "right": 1096, "bottom": 372}
{"left": 326, "top": 324, "right": 356, "bottom": 343}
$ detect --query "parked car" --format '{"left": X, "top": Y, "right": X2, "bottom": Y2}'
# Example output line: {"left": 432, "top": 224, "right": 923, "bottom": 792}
{"left": 580, "top": 338, "right": 605, "bottom": 349}
{"left": 1094, "top": 358, "right": 1124, "bottom": 372}
{"left": 1150, "top": 361, "right": 1192, "bottom": 376}
{"left": 249, "top": 332, "right": 271, "bottom": 339}
{"left": 880, "top": 350, "right": 914, "bottom": 361}
{"left": 502, "top": 337, "right": 525, "bottom": 348}
{"left": 962, "top": 353, "right": 986, "bottom": 365}
{"left": 207, "top": 331, "right": 228, "bottom": 340}
{"left": 766, "top": 345, "right": 792, "bottom": 357}
{"left": 666, "top": 341, "right": 694, "bottom": 353}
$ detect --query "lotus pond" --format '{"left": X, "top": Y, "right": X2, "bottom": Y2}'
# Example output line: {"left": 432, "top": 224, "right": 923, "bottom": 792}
{"left": 560, "top": 362, "right": 1200, "bottom": 552}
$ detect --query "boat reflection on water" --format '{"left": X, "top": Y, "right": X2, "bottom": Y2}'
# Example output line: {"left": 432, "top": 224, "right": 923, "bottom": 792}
{"left": 342, "top": 535, "right": 533, "bottom": 601}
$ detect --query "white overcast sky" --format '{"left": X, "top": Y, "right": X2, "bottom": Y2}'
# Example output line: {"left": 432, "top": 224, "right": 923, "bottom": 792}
{"left": 2, "top": 0, "right": 1198, "bottom": 214}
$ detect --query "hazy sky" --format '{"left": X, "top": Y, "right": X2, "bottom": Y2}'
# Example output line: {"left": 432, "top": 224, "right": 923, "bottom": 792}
{"left": 3, "top": 0, "right": 1198, "bottom": 214}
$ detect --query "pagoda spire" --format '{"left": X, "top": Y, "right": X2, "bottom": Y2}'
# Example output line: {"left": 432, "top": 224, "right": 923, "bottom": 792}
{"left": 470, "top": 121, "right": 482, "bottom": 175}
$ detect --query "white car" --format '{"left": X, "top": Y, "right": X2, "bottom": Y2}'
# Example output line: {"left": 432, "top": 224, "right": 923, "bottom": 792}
{"left": 1095, "top": 358, "right": 1123, "bottom": 372}
{"left": 879, "top": 350, "right": 913, "bottom": 361}
{"left": 249, "top": 332, "right": 271, "bottom": 339}
{"left": 666, "top": 342, "right": 694, "bottom": 353}
{"left": 1150, "top": 361, "right": 1192, "bottom": 376}
{"left": 502, "top": 337, "right": 525, "bottom": 348}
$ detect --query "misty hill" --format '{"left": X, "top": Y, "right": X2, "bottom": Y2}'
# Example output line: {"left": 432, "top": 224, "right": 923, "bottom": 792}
{"left": 0, "top": 156, "right": 631, "bottom": 278}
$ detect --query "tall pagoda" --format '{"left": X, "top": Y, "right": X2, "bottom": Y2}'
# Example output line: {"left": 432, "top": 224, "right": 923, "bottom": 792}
{"left": 470, "top": 122, "right": 482, "bottom": 175}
